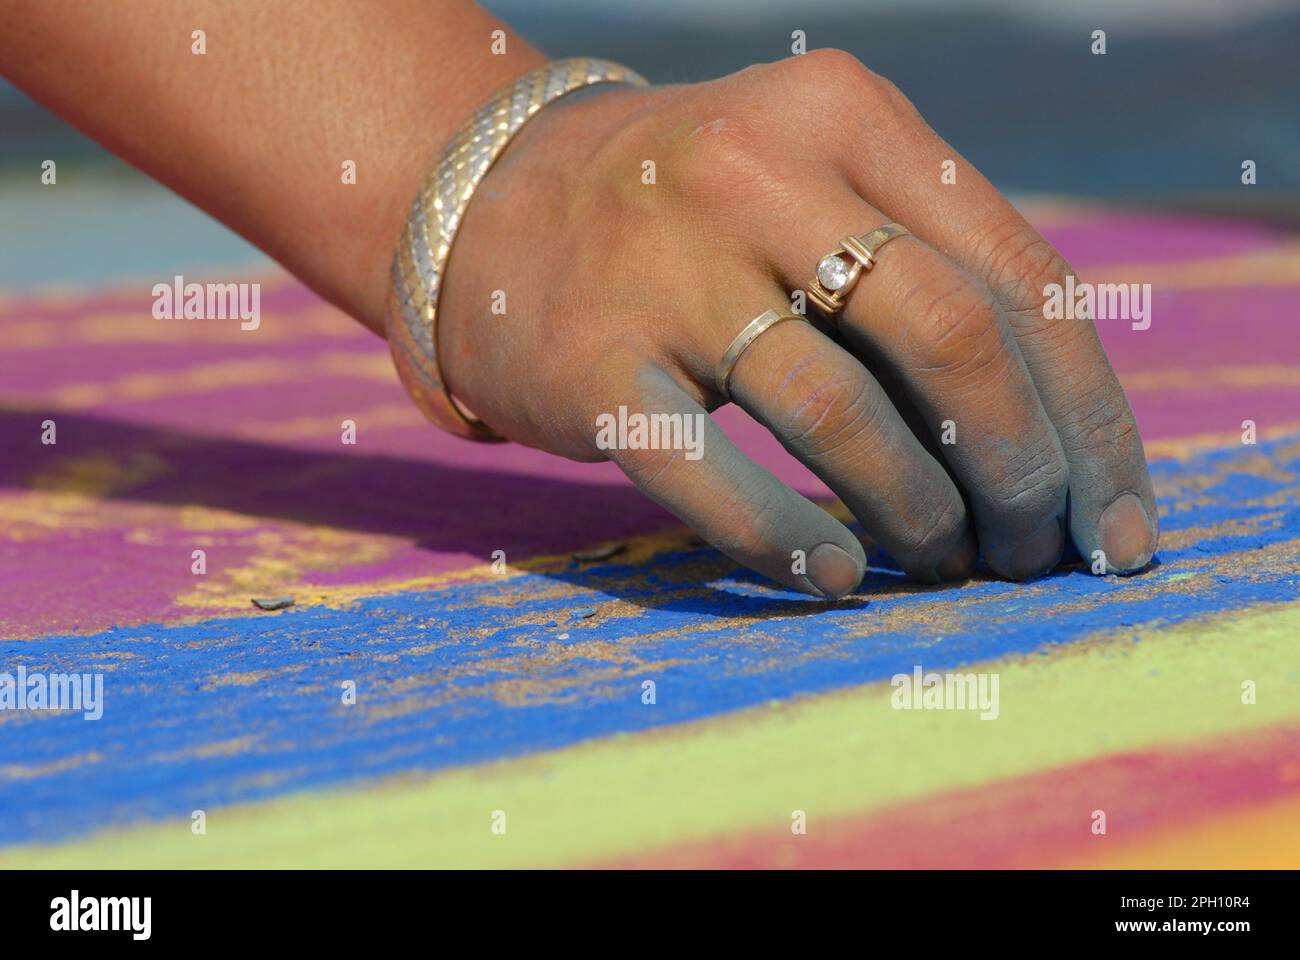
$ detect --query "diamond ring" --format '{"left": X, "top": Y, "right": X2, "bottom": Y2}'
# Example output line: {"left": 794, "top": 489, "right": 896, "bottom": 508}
{"left": 807, "top": 223, "right": 910, "bottom": 316}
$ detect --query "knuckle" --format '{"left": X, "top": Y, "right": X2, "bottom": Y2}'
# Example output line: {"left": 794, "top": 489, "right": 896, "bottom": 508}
{"left": 793, "top": 49, "right": 897, "bottom": 100}
{"left": 978, "top": 219, "right": 1075, "bottom": 322}
{"left": 857, "top": 65, "right": 905, "bottom": 106}
{"left": 904, "top": 280, "right": 1004, "bottom": 373}
{"left": 722, "top": 490, "right": 785, "bottom": 561}
{"left": 781, "top": 49, "right": 908, "bottom": 129}
{"left": 668, "top": 114, "right": 775, "bottom": 200}
{"left": 1061, "top": 381, "right": 1140, "bottom": 454}
{"left": 730, "top": 522, "right": 774, "bottom": 564}
{"left": 989, "top": 437, "right": 1069, "bottom": 514}
{"left": 790, "top": 48, "right": 874, "bottom": 87}
{"left": 906, "top": 495, "right": 966, "bottom": 560}
{"left": 771, "top": 357, "right": 884, "bottom": 458}
{"left": 593, "top": 100, "right": 777, "bottom": 216}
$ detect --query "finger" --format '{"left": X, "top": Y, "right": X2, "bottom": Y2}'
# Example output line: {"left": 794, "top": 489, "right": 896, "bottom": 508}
{"left": 608, "top": 366, "right": 867, "bottom": 598}
{"left": 717, "top": 302, "right": 978, "bottom": 583}
{"left": 768, "top": 190, "right": 1071, "bottom": 581}
{"left": 835, "top": 75, "right": 1158, "bottom": 572}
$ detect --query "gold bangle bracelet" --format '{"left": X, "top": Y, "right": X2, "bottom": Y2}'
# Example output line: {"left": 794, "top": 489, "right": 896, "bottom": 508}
{"left": 386, "top": 58, "right": 648, "bottom": 441}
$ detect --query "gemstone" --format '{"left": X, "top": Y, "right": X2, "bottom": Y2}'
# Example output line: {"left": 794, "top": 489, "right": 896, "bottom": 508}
{"left": 817, "top": 254, "right": 852, "bottom": 291}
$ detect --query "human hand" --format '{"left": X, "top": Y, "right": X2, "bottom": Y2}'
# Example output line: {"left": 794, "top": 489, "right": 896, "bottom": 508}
{"left": 438, "top": 50, "right": 1159, "bottom": 598}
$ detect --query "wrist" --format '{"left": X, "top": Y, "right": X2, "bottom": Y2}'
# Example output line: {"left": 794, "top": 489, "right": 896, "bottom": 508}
{"left": 357, "top": 46, "right": 549, "bottom": 331}
{"left": 383, "top": 59, "right": 650, "bottom": 440}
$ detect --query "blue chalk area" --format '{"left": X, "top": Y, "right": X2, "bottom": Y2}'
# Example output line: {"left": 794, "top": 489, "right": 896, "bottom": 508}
{"left": 1, "top": 436, "right": 1298, "bottom": 846}
{"left": 1200, "top": 471, "right": 1288, "bottom": 501}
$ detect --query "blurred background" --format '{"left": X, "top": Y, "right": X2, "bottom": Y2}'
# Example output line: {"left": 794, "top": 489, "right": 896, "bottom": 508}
{"left": 2, "top": 0, "right": 1298, "bottom": 289}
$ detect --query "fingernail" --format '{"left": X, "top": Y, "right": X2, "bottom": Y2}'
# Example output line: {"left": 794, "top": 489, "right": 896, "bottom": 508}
{"left": 808, "top": 542, "right": 862, "bottom": 599}
{"left": 1099, "top": 492, "right": 1155, "bottom": 572}
{"left": 935, "top": 535, "right": 978, "bottom": 582}
{"left": 1008, "top": 515, "right": 1064, "bottom": 581}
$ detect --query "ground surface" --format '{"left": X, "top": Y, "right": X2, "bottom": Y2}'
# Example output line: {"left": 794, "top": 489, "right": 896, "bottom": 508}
{"left": 1, "top": 204, "right": 1298, "bottom": 867}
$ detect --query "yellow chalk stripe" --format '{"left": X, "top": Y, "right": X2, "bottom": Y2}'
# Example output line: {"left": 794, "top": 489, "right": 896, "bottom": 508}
{"left": 4, "top": 305, "right": 364, "bottom": 351}
{"left": 1144, "top": 419, "right": 1300, "bottom": 460}
{"left": 1088, "top": 240, "right": 1300, "bottom": 289}
{"left": 0, "top": 268, "right": 295, "bottom": 314}
{"left": 172, "top": 527, "right": 695, "bottom": 617}
{"left": 1123, "top": 364, "right": 1300, "bottom": 393}
{"left": 1065, "top": 794, "right": 1300, "bottom": 869}
{"left": 229, "top": 403, "right": 423, "bottom": 440}
{"left": 3, "top": 602, "right": 1298, "bottom": 869}
{"left": 26, "top": 450, "right": 171, "bottom": 499}
{"left": 45, "top": 351, "right": 393, "bottom": 408}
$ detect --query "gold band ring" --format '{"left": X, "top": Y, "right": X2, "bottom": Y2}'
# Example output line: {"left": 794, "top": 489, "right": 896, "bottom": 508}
{"left": 715, "top": 308, "right": 807, "bottom": 399}
{"left": 807, "top": 223, "right": 910, "bottom": 316}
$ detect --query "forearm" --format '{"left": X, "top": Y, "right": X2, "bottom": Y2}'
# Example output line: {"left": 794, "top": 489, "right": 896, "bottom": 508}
{"left": 0, "top": 0, "right": 545, "bottom": 332}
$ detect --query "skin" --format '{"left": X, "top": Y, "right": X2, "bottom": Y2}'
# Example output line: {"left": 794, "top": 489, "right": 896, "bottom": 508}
{"left": 0, "top": 3, "right": 1158, "bottom": 598}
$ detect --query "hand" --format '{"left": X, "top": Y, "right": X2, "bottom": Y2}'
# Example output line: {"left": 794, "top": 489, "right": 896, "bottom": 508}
{"left": 438, "top": 50, "right": 1159, "bottom": 598}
